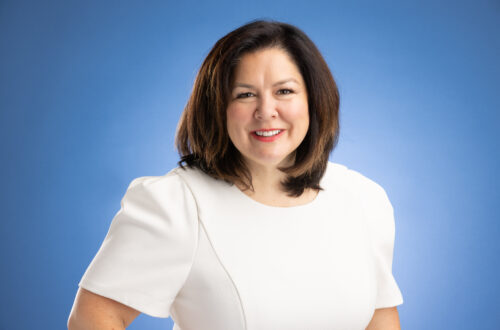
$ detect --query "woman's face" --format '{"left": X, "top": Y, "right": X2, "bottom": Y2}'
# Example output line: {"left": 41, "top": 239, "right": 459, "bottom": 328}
{"left": 226, "top": 47, "right": 309, "bottom": 170}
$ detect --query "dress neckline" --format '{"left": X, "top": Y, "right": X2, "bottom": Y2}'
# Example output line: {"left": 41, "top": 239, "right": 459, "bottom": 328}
{"left": 229, "top": 183, "right": 324, "bottom": 210}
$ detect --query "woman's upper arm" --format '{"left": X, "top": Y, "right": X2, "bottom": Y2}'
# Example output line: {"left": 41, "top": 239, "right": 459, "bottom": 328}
{"left": 365, "top": 306, "right": 401, "bottom": 330}
{"left": 76, "top": 173, "right": 199, "bottom": 318}
{"left": 68, "top": 287, "right": 140, "bottom": 329}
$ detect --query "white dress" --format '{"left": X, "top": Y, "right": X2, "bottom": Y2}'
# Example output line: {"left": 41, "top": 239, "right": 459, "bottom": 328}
{"left": 78, "top": 161, "right": 403, "bottom": 330}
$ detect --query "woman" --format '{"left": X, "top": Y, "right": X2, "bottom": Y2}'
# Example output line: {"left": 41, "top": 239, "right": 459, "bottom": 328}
{"left": 68, "top": 20, "right": 403, "bottom": 329}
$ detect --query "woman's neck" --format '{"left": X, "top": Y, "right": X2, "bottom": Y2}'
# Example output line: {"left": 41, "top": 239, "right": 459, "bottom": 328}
{"left": 238, "top": 160, "right": 318, "bottom": 208}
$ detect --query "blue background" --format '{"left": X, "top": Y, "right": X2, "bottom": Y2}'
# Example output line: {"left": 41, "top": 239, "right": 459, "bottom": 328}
{"left": 1, "top": 0, "right": 499, "bottom": 329}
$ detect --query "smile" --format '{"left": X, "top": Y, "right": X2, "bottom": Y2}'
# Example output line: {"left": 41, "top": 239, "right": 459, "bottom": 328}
{"left": 251, "top": 129, "right": 285, "bottom": 142}
{"left": 254, "top": 129, "right": 282, "bottom": 137}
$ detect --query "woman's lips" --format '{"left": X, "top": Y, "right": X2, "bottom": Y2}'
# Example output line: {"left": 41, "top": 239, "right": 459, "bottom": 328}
{"left": 250, "top": 129, "right": 285, "bottom": 142}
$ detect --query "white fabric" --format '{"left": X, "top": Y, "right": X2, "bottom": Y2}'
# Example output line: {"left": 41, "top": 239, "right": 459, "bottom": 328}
{"left": 79, "top": 161, "right": 403, "bottom": 329}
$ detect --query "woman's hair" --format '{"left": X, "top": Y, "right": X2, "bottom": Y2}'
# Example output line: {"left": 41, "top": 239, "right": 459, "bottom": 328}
{"left": 176, "top": 19, "right": 340, "bottom": 196}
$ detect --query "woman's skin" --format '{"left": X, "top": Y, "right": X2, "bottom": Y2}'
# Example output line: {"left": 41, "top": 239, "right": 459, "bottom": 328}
{"left": 366, "top": 306, "right": 402, "bottom": 330}
{"left": 68, "top": 47, "right": 402, "bottom": 329}
{"left": 68, "top": 288, "right": 139, "bottom": 329}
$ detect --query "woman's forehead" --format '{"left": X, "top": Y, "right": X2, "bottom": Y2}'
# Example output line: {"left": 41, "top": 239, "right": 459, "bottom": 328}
{"left": 231, "top": 48, "right": 304, "bottom": 87}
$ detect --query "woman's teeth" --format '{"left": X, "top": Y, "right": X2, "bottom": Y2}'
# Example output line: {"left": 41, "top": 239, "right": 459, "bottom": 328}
{"left": 255, "top": 130, "right": 282, "bottom": 137}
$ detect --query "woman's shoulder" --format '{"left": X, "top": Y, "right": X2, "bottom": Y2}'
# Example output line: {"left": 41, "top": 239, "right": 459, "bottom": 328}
{"left": 125, "top": 168, "right": 186, "bottom": 193}
{"left": 127, "top": 165, "right": 231, "bottom": 204}
{"left": 324, "top": 161, "right": 390, "bottom": 202}
{"left": 126, "top": 165, "right": 214, "bottom": 188}
{"left": 326, "top": 162, "right": 396, "bottom": 243}
{"left": 116, "top": 168, "right": 201, "bottom": 217}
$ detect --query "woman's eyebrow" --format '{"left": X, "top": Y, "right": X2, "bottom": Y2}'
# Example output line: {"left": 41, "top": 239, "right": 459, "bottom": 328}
{"left": 233, "top": 78, "right": 300, "bottom": 89}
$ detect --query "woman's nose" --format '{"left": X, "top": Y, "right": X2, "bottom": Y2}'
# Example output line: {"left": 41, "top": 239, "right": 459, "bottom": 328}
{"left": 254, "top": 93, "right": 278, "bottom": 120}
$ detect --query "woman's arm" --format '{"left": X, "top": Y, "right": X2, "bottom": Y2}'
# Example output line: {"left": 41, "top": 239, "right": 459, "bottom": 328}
{"left": 67, "top": 288, "right": 140, "bottom": 329}
{"left": 365, "top": 306, "right": 401, "bottom": 330}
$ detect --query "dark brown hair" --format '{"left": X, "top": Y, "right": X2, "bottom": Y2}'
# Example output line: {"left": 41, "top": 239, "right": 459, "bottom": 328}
{"left": 176, "top": 19, "right": 340, "bottom": 196}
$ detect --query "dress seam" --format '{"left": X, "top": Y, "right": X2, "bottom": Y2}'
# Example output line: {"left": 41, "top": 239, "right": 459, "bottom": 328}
{"left": 170, "top": 172, "right": 202, "bottom": 306}
{"left": 174, "top": 167, "right": 248, "bottom": 330}
{"left": 198, "top": 220, "right": 248, "bottom": 330}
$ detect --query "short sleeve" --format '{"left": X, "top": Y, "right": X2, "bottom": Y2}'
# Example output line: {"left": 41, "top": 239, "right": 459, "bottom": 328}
{"left": 364, "top": 181, "right": 404, "bottom": 308}
{"left": 348, "top": 169, "right": 404, "bottom": 309}
{"left": 78, "top": 172, "right": 199, "bottom": 318}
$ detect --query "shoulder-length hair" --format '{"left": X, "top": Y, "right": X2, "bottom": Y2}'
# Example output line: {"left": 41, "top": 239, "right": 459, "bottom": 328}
{"left": 176, "top": 19, "right": 340, "bottom": 196}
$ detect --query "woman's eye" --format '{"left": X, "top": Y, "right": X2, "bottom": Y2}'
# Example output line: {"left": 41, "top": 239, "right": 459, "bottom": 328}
{"left": 277, "top": 89, "right": 293, "bottom": 95}
{"left": 236, "top": 92, "right": 254, "bottom": 99}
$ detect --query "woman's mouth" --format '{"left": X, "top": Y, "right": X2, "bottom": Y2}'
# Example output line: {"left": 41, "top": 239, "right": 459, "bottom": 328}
{"left": 251, "top": 129, "right": 285, "bottom": 142}
{"left": 254, "top": 129, "right": 282, "bottom": 137}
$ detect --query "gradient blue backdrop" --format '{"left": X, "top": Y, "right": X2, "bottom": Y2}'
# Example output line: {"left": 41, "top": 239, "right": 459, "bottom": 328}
{"left": 1, "top": 0, "right": 498, "bottom": 329}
